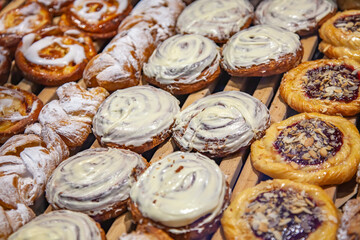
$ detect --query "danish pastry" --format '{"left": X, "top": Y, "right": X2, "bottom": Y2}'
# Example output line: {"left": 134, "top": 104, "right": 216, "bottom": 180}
{"left": 0, "top": 46, "right": 10, "bottom": 85}
{"left": 8, "top": 210, "right": 105, "bottom": 240}
{"left": 93, "top": 85, "right": 180, "bottom": 153}
{"left": 251, "top": 112, "right": 360, "bottom": 186}
{"left": 255, "top": 0, "right": 337, "bottom": 36}
{"left": 0, "top": 84, "right": 43, "bottom": 143}
{"left": 221, "top": 25, "right": 303, "bottom": 77}
{"left": 176, "top": 0, "right": 254, "bottom": 43}
{"left": 15, "top": 27, "right": 96, "bottom": 86}
{"left": 0, "top": 2, "right": 51, "bottom": 50}
{"left": 319, "top": 10, "right": 360, "bottom": 62}
{"left": 280, "top": 58, "right": 360, "bottom": 116}
{"left": 59, "top": 0, "right": 132, "bottom": 39}
{"left": 337, "top": 198, "right": 360, "bottom": 240}
{"left": 143, "top": 34, "right": 221, "bottom": 95}
{"left": 46, "top": 148, "right": 148, "bottom": 222}
{"left": 119, "top": 225, "right": 173, "bottom": 240}
{"left": 28, "top": 0, "right": 74, "bottom": 15}
{"left": 129, "top": 151, "right": 230, "bottom": 240}
{"left": 221, "top": 179, "right": 339, "bottom": 240}
{"left": 173, "top": 91, "right": 270, "bottom": 158}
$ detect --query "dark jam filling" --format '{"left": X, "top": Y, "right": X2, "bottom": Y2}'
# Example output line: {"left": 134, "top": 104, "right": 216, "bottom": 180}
{"left": 334, "top": 14, "right": 360, "bottom": 32}
{"left": 245, "top": 189, "right": 322, "bottom": 240}
{"left": 304, "top": 64, "right": 360, "bottom": 102}
{"left": 273, "top": 118, "right": 343, "bottom": 165}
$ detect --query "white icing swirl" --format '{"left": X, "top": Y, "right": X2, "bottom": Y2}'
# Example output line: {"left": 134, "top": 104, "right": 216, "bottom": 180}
{"left": 8, "top": 210, "right": 102, "bottom": 240}
{"left": 38, "top": 0, "right": 70, "bottom": 10}
{"left": 20, "top": 34, "right": 86, "bottom": 67}
{"left": 222, "top": 25, "right": 301, "bottom": 70}
{"left": 143, "top": 34, "right": 220, "bottom": 85}
{"left": 93, "top": 85, "right": 180, "bottom": 147}
{"left": 255, "top": 0, "right": 337, "bottom": 33}
{"left": 173, "top": 91, "right": 270, "bottom": 157}
{"left": 176, "top": 0, "right": 254, "bottom": 41}
{"left": 46, "top": 148, "right": 146, "bottom": 217}
{"left": 130, "top": 151, "right": 226, "bottom": 231}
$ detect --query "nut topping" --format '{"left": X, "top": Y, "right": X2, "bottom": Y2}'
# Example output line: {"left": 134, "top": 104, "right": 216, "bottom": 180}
{"left": 334, "top": 14, "right": 360, "bottom": 32}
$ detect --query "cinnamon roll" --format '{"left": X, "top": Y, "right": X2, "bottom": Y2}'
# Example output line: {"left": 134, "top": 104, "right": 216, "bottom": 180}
{"left": 28, "top": 0, "right": 74, "bottom": 15}
{"left": 255, "top": 0, "right": 337, "bottom": 36}
{"left": 176, "top": 0, "right": 254, "bottom": 43}
{"left": 46, "top": 148, "right": 148, "bottom": 221}
{"left": 337, "top": 198, "right": 360, "bottom": 240}
{"left": 0, "top": 84, "right": 43, "bottom": 143}
{"left": 8, "top": 210, "right": 105, "bottom": 240}
{"left": 0, "top": 2, "right": 51, "bottom": 49}
{"left": 0, "top": 46, "right": 10, "bottom": 85}
{"left": 143, "top": 34, "right": 221, "bottom": 95}
{"left": 172, "top": 91, "right": 270, "bottom": 158}
{"left": 93, "top": 85, "right": 180, "bottom": 153}
{"left": 59, "top": 0, "right": 132, "bottom": 39}
{"left": 129, "top": 151, "right": 230, "bottom": 240}
{"left": 221, "top": 25, "right": 303, "bottom": 77}
{"left": 15, "top": 26, "right": 96, "bottom": 86}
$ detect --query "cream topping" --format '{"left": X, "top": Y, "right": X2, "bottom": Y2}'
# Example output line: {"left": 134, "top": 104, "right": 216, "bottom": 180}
{"left": 222, "top": 25, "right": 301, "bottom": 69}
{"left": 38, "top": 0, "right": 70, "bottom": 10}
{"left": 92, "top": 85, "right": 180, "bottom": 147}
{"left": 46, "top": 148, "right": 146, "bottom": 216}
{"left": 173, "top": 91, "right": 270, "bottom": 156}
{"left": 130, "top": 151, "right": 226, "bottom": 230}
{"left": 8, "top": 210, "right": 102, "bottom": 240}
{"left": 143, "top": 34, "right": 220, "bottom": 85}
{"left": 176, "top": 0, "right": 254, "bottom": 41}
{"left": 255, "top": 0, "right": 337, "bottom": 33}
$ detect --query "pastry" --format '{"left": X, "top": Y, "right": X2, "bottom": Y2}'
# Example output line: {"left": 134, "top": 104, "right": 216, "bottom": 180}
{"left": 59, "top": 0, "right": 132, "bottom": 39}
{"left": 176, "top": 0, "right": 254, "bottom": 43}
{"left": 173, "top": 91, "right": 270, "bottom": 158}
{"left": 28, "top": 0, "right": 74, "bottom": 15}
{"left": 255, "top": 0, "right": 337, "bottom": 36}
{"left": 221, "top": 25, "right": 303, "bottom": 77}
{"left": 119, "top": 225, "right": 173, "bottom": 240}
{"left": 0, "top": 2, "right": 51, "bottom": 50}
{"left": 8, "top": 210, "right": 106, "bottom": 240}
{"left": 280, "top": 58, "right": 360, "bottom": 116}
{"left": 46, "top": 148, "right": 148, "bottom": 222}
{"left": 337, "top": 0, "right": 360, "bottom": 10}
{"left": 0, "top": 84, "right": 43, "bottom": 143}
{"left": 337, "top": 198, "right": 360, "bottom": 240}
{"left": 251, "top": 112, "right": 360, "bottom": 186}
{"left": 93, "top": 85, "right": 180, "bottom": 153}
{"left": 83, "top": 0, "right": 185, "bottom": 92}
{"left": 129, "top": 151, "right": 230, "bottom": 240}
{"left": 15, "top": 26, "right": 96, "bottom": 86}
{"left": 221, "top": 179, "right": 339, "bottom": 240}
{"left": 0, "top": 46, "right": 10, "bottom": 84}
{"left": 143, "top": 34, "right": 221, "bottom": 95}
{"left": 319, "top": 10, "right": 360, "bottom": 62}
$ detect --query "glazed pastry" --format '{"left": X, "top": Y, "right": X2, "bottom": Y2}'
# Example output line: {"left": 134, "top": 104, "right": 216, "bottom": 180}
{"left": 173, "top": 91, "right": 270, "bottom": 158}
{"left": 83, "top": 0, "right": 185, "bottom": 92}
{"left": 28, "top": 0, "right": 74, "bottom": 15}
{"left": 319, "top": 10, "right": 360, "bottom": 62}
{"left": 221, "top": 25, "right": 303, "bottom": 77}
{"left": 255, "top": 0, "right": 337, "bottom": 36}
{"left": 251, "top": 113, "right": 360, "bottom": 186}
{"left": 0, "top": 46, "right": 10, "bottom": 84}
{"left": 280, "top": 58, "right": 360, "bottom": 116}
{"left": 129, "top": 151, "right": 230, "bottom": 240}
{"left": 38, "top": 82, "right": 108, "bottom": 147}
{"left": 176, "top": 0, "right": 254, "bottom": 43}
{"left": 15, "top": 27, "right": 96, "bottom": 86}
{"left": 337, "top": 0, "right": 360, "bottom": 10}
{"left": 143, "top": 34, "right": 221, "bottom": 95}
{"left": 119, "top": 225, "right": 173, "bottom": 240}
{"left": 0, "top": 2, "right": 51, "bottom": 49}
{"left": 221, "top": 179, "right": 339, "bottom": 240}
{"left": 0, "top": 84, "right": 43, "bottom": 143}
{"left": 8, "top": 210, "right": 106, "bottom": 240}
{"left": 93, "top": 85, "right": 180, "bottom": 153}
{"left": 337, "top": 198, "right": 360, "bottom": 240}
{"left": 59, "top": 0, "right": 132, "bottom": 39}
{"left": 46, "top": 148, "right": 148, "bottom": 221}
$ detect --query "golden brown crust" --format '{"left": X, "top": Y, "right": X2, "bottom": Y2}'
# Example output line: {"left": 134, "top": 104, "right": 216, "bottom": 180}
{"left": 298, "top": 8, "right": 337, "bottom": 37}
{"left": 120, "top": 225, "right": 174, "bottom": 240}
{"left": 280, "top": 58, "right": 360, "bottom": 116}
{"left": 0, "top": 84, "right": 43, "bottom": 143}
{"left": 28, "top": 0, "right": 74, "bottom": 15}
{"left": 337, "top": 0, "right": 360, "bottom": 11}
{"left": 0, "top": 46, "right": 10, "bottom": 85}
{"left": 251, "top": 112, "right": 360, "bottom": 186}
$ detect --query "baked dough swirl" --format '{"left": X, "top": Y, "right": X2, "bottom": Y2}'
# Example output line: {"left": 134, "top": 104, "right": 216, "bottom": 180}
{"left": 29, "top": 0, "right": 74, "bottom": 15}
{"left": 93, "top": 85, "right": 180, "bottom": 153}
{"left": 46, "top": 148, "right": 147, "bottom": 221}
{"left": 8, "top": 210, "right": 105, "bottom": 240}
{"left": 176, "top": 0, "right": 254, "bottom": 43}
{"left": 172, "top": 91, "right": 270, "bottom": 158}
{"left": 143, "top": 34, "right": 221, "bottom": 95}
